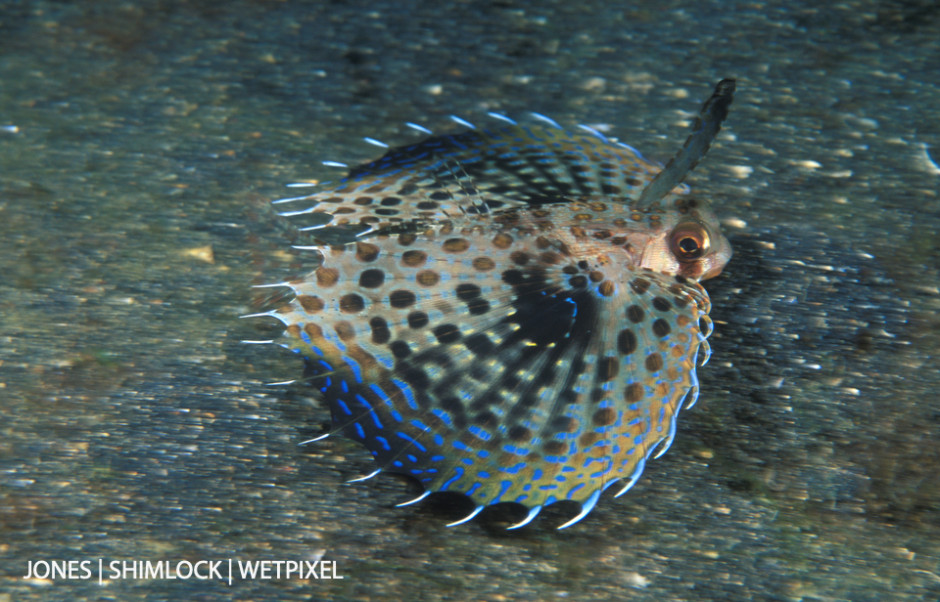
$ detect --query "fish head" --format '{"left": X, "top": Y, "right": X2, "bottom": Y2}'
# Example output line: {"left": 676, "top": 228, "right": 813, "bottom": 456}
{"left": 635, "top": 194, "right": 731, "bottom": 282}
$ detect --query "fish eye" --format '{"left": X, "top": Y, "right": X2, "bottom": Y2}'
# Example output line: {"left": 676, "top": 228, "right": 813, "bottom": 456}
{"left": 670, "top": 222, "right": 711, "bottom": 261}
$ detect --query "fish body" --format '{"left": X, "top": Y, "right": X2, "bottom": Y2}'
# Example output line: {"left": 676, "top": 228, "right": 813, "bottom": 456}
{"left": 253, "top": 80, "right": 735, "bottom": 528}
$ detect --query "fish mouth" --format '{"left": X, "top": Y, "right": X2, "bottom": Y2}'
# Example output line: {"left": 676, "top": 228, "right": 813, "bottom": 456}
{"left": 699, "top": 246, "right": 733, "bottom": 281}
{"left": 701, "top": 266, "right": 724, "bottom": 280}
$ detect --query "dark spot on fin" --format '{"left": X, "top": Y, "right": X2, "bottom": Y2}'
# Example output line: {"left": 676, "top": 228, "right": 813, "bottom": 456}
{"left": 637, "top": 79, "right": 736, "bottom": 208}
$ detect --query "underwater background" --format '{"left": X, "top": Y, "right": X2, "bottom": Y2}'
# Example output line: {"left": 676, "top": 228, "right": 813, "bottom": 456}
{"left": 1, "top": 0, "right": 938, "bottom": 599}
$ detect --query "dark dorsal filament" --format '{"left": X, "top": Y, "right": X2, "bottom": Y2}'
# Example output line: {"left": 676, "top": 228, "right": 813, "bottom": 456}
{"left": 637, "top": 79, "right": 736, "bottom": 209}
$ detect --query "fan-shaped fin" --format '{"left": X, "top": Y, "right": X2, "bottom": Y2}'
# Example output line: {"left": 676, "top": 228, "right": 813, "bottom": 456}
{"left": 270, "top": 218, "right": 712, "bottom": 519}
{"left": 271, "top": 119, "right": 674, "bottom": 244}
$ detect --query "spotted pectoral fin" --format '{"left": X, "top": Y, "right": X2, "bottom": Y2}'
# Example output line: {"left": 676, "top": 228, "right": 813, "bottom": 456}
{"left": 262, "top": 219, "right": 713, "bottom": 526}
{"left": 268, "top": 229, "right": 546, "bottom": 473}
{"left": 583, "top": 272, "right": 712, "bottom": 487}
{"left": 273, "top": 121, "right": 666, "bottom": 243}
{"left": 267, "top": 229, "right": 592, "bottom": 484}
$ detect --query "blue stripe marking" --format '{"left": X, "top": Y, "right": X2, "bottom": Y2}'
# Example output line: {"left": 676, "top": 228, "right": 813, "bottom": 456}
{"left": 396, "top": 431, "right": 427, "bottom": 453}
{"left": 433, "top": 434, "right": 444, "bottom": 446}
{"left": 477, "top": 450, "right": 490, "bottom": 459}
{"left": 319, "top": 360, "right": 334, "bottom": 372}
{"left": 390, "top": 409, "right": 403, "bottom": 422}
{"left": 354, "top": 422, "right": 365, "bottom": 440}
{"left": 376, "top": 436, "right": 391, "bottom": 451}
{"left": 341, "top": 380, "right": 348, "bottom": 394}
{"left": 407, "top": 454, "right": 417, "bottom": 463}
{"left": 468, "top": 425, "right": 492, "bottom": 441}
{"left": 300, "top": 330, "right": 311, "bottom": 345}
{"left": 478, "top": 471, "right": 491, "bottom": 479}
{"left": 567, "top": 483, "right": 585, "bottom": 499}
{"left": 410, "top": 419, "right": 430, "bottom": 432}
{"left": 467, "top": 483, "right": 481, "bottom": 497}
{"left": 515, "top": 494, "right": 528, "bottom": 503}
{"left": 533, "top": 469, "right": 543, "bottom": 481}
{"left": 462, "top": 458, "right": 473, "bottom": 465}
{"left": 355, "top": 394, "right": 382, "bottom": 430}
{"left": 440, "top": 466, "right": 464, "bottom": 491}
{"left": 345, "top": 357, "right": 363, "bottom": 383}
{"left": 336, "top": 399, "right": 352, "bottom": 416}
{"left": 431, "top": 455, "right": 445, "bottom": 462}
{"left": 370, "top": 383, "right": 392, "bottom": 405}
{"left": 564, "top": 296, "right": 578, "bottom": 317}
{"left": 391, "top": 378, "right": 419, "bottom": 410}
{"left": 393, "top": 460, "right": 402, "bottom": 467}
{"left": 453, "top": 440, "right": 470, "bottom": 452}
{"left": 500, "top": 462, "right": 526, "bottom": 475}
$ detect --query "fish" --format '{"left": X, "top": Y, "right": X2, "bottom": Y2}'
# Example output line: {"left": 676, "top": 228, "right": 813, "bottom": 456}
{"left": 246, "top": 79, "right": 736, "bottom": 529}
